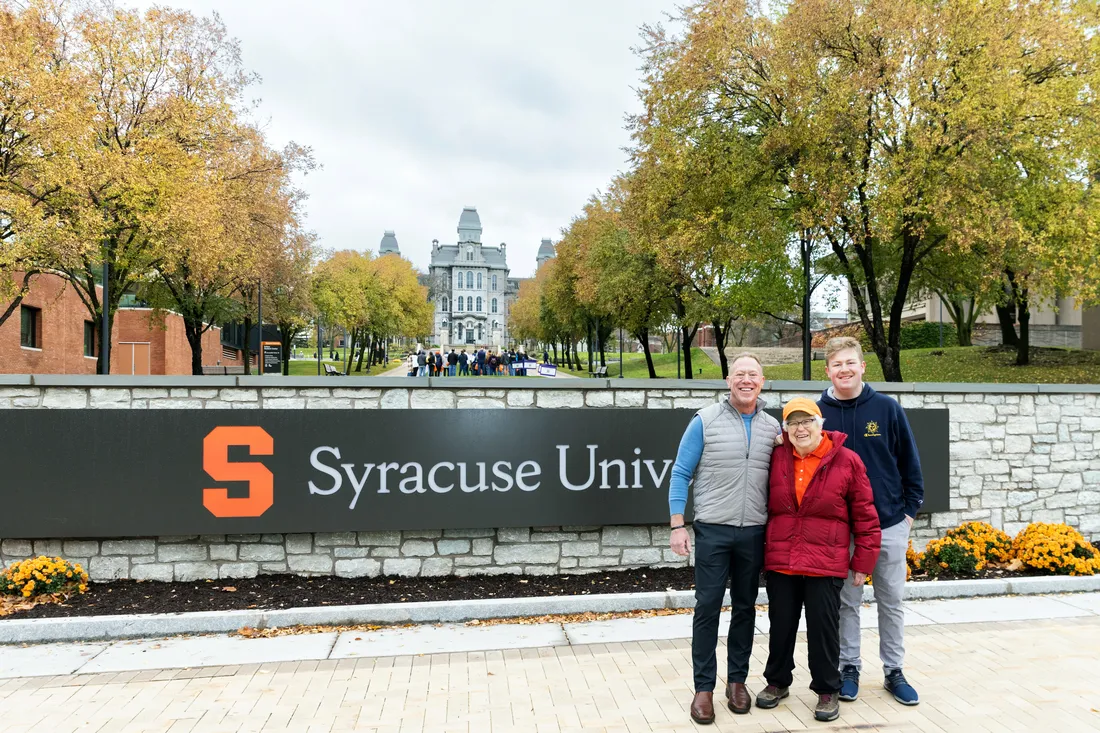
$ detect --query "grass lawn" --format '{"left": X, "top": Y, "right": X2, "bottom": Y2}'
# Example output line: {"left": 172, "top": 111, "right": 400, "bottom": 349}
{"left": 285, "top": 357, "right": 403, "bottom": 377}
{"left": 556, "top": 348, "right": 724, "bottom": 379}
{"left": 764, "top": 346, "right": 1100, "bottom": 384}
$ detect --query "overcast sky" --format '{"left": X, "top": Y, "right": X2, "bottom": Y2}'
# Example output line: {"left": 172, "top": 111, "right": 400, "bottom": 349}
{"left": 129, "top": 0, "right": 679, "bottom": 278}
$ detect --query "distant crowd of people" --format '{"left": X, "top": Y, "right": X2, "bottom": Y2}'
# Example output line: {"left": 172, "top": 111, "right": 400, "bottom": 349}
{"left": 406, "top": 347, "right": 532, "bottom": 377}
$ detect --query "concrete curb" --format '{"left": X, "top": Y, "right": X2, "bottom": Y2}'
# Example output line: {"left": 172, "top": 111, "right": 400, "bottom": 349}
{"left": 2, "top": 576, "right": 1099, "bottom": 645}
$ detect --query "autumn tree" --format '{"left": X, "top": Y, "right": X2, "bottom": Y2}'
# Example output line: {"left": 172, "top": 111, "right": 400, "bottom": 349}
{"left": 0, "top": 1, "right": 92, "bottom": 328}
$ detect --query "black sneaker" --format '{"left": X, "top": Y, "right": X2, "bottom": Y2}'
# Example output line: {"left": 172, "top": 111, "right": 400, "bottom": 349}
{"left": 839, "top": 665, "right": 860, "bottom": 702}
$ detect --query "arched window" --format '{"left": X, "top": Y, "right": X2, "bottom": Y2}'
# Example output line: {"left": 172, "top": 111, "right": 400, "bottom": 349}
{"left": 491, "top": 298, "right": 497, "bottom": 313}
{"left": 457, "top": 324, "right": 463, "bottom": 339}
{"left": 466, "top": 272, "right": 473, "bottom": 289}
{"left": 477, "top": 272, "right": 483, "bottom": 289}
{"left": 476, "top": 297, "right": 482, "bottom": 312}
{"left": 456, "top": 271, "right": 463, "bottom": 289}
{"left": 477, "top": 324, "right": 483, "bottom": 340}
{"left": 492, "top": 274, "right": 497, "bottom": 291}
{"left": 456, "top": 298, "right": 463, "bottom": 312}
{"left": 442, "top": 298, "right": 448, "bottom": 312}
{"left": 466, "top": 250, "right": 473, "bottom": 261}
{"left": 492, "top": 321, "right": 498, "bottom": 330}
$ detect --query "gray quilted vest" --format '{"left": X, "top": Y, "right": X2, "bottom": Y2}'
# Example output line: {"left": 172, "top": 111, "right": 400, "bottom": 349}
{"left": 691, "top": 399, "right": 780, "bottom": 526}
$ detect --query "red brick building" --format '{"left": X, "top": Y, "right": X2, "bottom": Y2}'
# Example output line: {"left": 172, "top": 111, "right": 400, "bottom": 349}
{"left": 1, "top": 272, "right": 241, "bottom": 375}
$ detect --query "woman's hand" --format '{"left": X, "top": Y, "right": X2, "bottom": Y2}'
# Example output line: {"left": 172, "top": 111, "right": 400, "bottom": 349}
{"left": 852, "top": 571, "right": 868, "bottom": 586}
{"left": 670, "top": 527, "right": 692, "bottom": 556}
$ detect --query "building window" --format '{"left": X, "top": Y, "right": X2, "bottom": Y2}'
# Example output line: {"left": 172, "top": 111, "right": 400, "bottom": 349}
{"left": 477, "top": 272, "right": 483, "bottom": 289}
{"left": 441, "top": 298, "right": 448, "bottom": 312}
{"left": 477, "top": 323, "right": 483, "bottom": 340}
{"left": 493, "top": 320, "right": 498, "bottom": 330}
{"left": 456, "top": 271, "right": 463, "bottom": 289}
{"left": 491, "top": 298, "right": 497, "bottom": 313}
{"left": 476, "top": 297, "right": 482, "bottom": 312}
{"left": 466, "top": 271, "right": 473, "bottom": 288}
{"left": 83, "top": 321, "right": 96, "bottom": 357}
{"left": 492, "top": 274, "right": 497, "bottom": 291}
{"left": 456, "top": 297, "right": 463, "bottom": 312}
{"left": 457, "top": 324, "right": 464, "bottom": 339}
{"left": 466, "top": 250, "right": 473, "bottom": 261}
{"left": 20, "top": 306, "right": 40, "bottom": 348}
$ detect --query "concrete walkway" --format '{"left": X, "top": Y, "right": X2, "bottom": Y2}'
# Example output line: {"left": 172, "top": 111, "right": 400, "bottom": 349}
{"left": 2, "top": 594, "right": 1099, "bottom": 732}
{"left": 2, "top": 592, "right": 1098, "bottom": 678}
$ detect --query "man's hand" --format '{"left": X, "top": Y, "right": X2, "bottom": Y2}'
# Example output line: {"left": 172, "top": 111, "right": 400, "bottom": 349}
{"left": 670, "top": 527, "right": 692, "bottom": 556}
{"left": 852, "top": 571, "right": 868, "bottom": 586}
{"left": 774, "top": 433, "right": 784, "bottom": 446}
{"left": 905, "top": 515, "right": 914, "bottom": 528}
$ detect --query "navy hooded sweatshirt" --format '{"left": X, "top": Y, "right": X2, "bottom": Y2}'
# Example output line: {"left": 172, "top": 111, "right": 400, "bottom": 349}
{"left": 818, "top": 384, "right": 924, "bottom": 529}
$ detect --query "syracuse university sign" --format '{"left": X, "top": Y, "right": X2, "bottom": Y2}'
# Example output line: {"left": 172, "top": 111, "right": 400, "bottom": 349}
{"left": 0, "top": 408, "right": 949, "bottom": 538}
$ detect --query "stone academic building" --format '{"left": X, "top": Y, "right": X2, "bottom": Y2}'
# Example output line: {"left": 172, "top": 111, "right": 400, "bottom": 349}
{"left": 406, "top": 206, "right": 554, "bottom": 349}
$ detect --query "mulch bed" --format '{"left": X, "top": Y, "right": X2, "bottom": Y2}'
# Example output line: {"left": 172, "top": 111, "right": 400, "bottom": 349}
{"left": 2, "top": 562, "right": 1073, "bottom": 621}
{"left": 6, "top": 567, "right": 699, "bottom": 620}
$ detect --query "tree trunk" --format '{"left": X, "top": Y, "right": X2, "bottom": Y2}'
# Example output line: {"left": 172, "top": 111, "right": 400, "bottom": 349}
{"left": 712, "top": 319, "right": 731, "bottom": 378}
{"left": 573, "top": 340, "right": 583, "bottom": 371}
{"left": 551, "top": 342, "right": 558, "bottom": 364}
{"left": 185, "top": 323, "right": 204, "bottom": 376}
{"left": 279, "top": 322, "right": 293, "bottom": 375}
{"left": 801, "top": 229, "right": 813, "bottom": 380}
{"left": 681, "top": 323, "right": 700, "bottom": 379}
{"left": 242, "top": 315, "right": 253, "bottom": 375}
{"left": 634, "top": 328, "right": 657, "bottom": 378}
{"left": 996, "top": 270, "right": 1020, "bottom": 347}
{"left": 1016, "top": 289, "right": 1031, "bottom": 366}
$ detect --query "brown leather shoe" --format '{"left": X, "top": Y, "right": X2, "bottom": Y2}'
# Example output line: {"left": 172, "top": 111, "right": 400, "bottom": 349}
{"left": 690, "top": 691, "right": 715, "bottom": 724}
{"left": 725, "top": 682, "right": 751, "bottom": 714}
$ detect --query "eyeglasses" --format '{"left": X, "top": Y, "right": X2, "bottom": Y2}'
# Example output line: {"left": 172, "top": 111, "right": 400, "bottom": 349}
{"left": 785, "top": 418, "right": 817, "bottom": 430}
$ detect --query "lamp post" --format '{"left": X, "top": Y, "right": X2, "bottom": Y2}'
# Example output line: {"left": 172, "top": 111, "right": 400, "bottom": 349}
{"left": 676, "top": 327, "right": 681, "bottom": 380}
{"left": 938, "top": 296, "right": 944, "bottom": 348}
{"left": 257, "top": 281, "right": 262, "bottom": 377}
{"left": 316, "top": 320, "right": 322, "bottom": 376}
{"left": 618, "top": 327, "right": 623, "bottom": 378}
{"left": 100, "top": 260, "right": 110, "bottom": 375}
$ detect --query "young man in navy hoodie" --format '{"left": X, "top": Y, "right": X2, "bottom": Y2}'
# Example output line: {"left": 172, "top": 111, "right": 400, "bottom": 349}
{"left": 817, "top": 337, "right": 923, "bottom": 707}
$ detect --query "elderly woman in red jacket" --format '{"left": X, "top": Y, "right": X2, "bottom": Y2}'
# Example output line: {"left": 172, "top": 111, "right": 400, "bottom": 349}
{"left": 755, "top": 397, "right": 881, "bottom": 723}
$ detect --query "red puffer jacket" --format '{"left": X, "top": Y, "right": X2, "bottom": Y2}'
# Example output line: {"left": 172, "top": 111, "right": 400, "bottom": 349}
{"left": 765, "top": 430, "right": 881, "bottom": 578}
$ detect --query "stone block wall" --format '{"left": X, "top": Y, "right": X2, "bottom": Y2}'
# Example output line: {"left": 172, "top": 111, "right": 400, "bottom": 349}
{"left": 0, "top": 526, "right": 686, "bottom": 582}
{"left": 1, "top": 376, "right": 1097, "bottom": 580}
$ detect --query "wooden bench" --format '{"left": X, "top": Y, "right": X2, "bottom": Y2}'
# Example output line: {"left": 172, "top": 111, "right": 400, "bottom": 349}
{"left": 590, "top": 365, "right": 608, "bottom": 378}
{"left": 323, "top": 364, "right": 344, "bottom": 376}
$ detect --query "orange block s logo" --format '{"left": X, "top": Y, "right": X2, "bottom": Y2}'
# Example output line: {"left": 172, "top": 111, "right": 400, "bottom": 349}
{"left": 203, "top": 426, "right": 274, "bottom": 518}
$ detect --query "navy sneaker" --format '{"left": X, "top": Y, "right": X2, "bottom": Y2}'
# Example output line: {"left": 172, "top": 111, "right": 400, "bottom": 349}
{"left": 884, "top": 669, "right": 919, "bottom": 706}
{"left": 839, "top": 665, "right": 859, "bottom": 702}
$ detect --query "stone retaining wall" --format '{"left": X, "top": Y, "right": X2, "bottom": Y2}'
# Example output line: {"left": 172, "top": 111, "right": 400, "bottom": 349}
{"left": 1, "top": 375, "right": 1097, "bottom": 581}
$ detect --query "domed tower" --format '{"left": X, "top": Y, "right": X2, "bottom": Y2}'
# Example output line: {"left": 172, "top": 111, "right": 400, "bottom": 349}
{"left": 536, "top": 238, "right": 555, "bottom": 268}
{"left": 457, "top": 206, "right": 482, "bottom": 244}
{"left": 379, "top": 230, "right": 400, "bottom": 256}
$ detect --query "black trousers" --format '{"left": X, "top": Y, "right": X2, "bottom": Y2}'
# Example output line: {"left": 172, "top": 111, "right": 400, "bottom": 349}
{"left": 691, "top": 522, "right": 765, "bottom": 692}
{"left": 763, "top": 571, "right": 843, "bottom": 694}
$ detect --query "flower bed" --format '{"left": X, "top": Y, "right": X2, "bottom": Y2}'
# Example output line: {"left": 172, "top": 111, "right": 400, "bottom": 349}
{"left": 909, "top": 522, "right": 1100, "bottom": 580}
{"left": 0, "top": 556, "right": 88, "bottom": 617}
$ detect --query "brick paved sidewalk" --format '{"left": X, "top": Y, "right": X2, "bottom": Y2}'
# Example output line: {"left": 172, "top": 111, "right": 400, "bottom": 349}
{"left": 3, "top": 617, "right": 1100, "bottom": 733}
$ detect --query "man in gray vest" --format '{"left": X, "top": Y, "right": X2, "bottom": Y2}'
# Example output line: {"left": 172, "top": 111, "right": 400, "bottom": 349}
{"left": 669, "top": 352, "right": 780, "bottom": 724}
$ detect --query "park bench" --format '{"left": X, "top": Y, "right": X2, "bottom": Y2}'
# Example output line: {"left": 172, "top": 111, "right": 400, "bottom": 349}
{"left": 323, "top": 364, "right": 344, "bottom": 376}
{"left": 590, "top": 365, "right": 608, "bottom": 378}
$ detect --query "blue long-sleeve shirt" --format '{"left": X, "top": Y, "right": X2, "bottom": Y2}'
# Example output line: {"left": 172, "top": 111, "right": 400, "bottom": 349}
{"left": 668, "top": 413, "right": 754, "bottom": 516}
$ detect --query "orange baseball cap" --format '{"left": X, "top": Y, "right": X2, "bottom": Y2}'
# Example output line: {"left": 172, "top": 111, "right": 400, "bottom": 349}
{"left": 782, "top": 397, "right": 822, "bottom": 422}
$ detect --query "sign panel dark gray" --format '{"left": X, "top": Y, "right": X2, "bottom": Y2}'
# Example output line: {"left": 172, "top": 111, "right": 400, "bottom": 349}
{"left": 0, "top": 407, "right": 949, "bottom": 538}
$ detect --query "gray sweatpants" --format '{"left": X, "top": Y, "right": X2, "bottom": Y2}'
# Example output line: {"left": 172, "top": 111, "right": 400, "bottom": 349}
{"left": 839, "top": 519, "right": 909, "bottom": 673}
